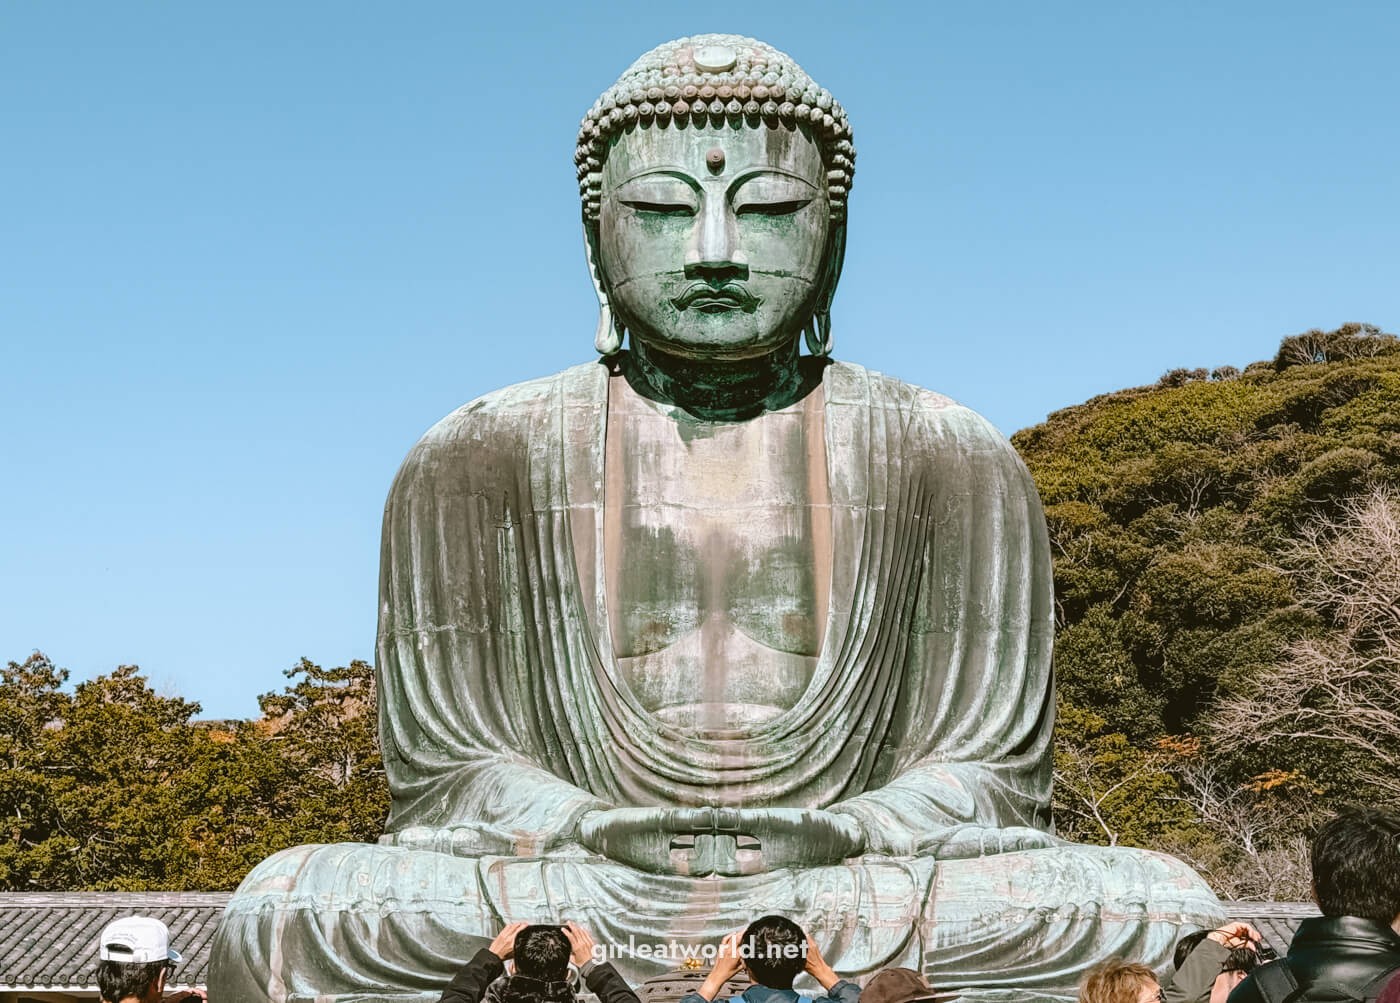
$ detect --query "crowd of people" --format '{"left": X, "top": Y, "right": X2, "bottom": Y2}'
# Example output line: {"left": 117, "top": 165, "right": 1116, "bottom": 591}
{"left": 434, "top": 915, "right": 941, "bottom": 1003}
{"left": 93, "top": 808, "right": 1400, "bottom": 1003}
{"left": 1078, "top": 808, "right": 1400, "bottom": 1003}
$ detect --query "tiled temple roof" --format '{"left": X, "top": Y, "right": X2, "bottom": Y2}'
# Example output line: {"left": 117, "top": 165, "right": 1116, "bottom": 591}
{"left": 0, "top": 892, "right": 231, "bottom": 993}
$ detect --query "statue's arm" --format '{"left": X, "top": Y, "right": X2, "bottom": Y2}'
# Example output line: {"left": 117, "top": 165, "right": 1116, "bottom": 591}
{"left": 377, "top": 749, "right": 608, "bottom": 857}
{"left": 830, "top": 761, "right": 1057, "bottom": 858}
{"left": 374, "top": 413, "right": 612, "bottom": 855}
{"left": 829, "top": 405, "right": 1057, "bottom": 857}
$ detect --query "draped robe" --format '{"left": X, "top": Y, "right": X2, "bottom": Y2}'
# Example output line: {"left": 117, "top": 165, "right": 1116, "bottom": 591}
{"left": 210, "top": 359, "right": 1221, "bottom": 1003}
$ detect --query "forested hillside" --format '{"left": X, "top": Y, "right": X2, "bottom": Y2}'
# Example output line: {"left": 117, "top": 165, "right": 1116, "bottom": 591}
{"left": 4, "top": 323, "right": 1397, "bottom": 895}
{"left": 1014, "top": 322, "right": 1400, "bottom": 898}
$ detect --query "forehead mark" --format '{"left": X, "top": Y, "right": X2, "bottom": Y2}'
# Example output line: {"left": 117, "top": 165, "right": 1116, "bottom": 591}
{"left": 706, "top": 147, "right": 726, "bottom": 174}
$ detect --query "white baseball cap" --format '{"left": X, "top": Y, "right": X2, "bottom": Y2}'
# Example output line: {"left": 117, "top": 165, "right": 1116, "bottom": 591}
{"left": 97, "top": 916, "right": 183, "bottom": 966}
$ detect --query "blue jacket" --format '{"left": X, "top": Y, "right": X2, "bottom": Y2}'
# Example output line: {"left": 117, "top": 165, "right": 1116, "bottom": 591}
{"left": 681, "top": 980, "right": 863, "bottom": 1003}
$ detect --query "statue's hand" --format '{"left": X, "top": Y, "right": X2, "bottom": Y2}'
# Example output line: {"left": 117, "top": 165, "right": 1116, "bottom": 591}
{"left": 577, "top": 807, "right": 715, "bottom": 873}
{"left": 577, "top": 806, "right": 865, "bottom": 876}
{"left": 720, "top": 808, "right": 865, "bottom": 873}
{"left": 918, "top": 824, "right": 1060, "bottom": 860}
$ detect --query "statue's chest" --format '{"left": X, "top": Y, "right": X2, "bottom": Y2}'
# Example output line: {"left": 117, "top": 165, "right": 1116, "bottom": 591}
{"left": 602, "top": 382, "right": 832, "bottom": 734}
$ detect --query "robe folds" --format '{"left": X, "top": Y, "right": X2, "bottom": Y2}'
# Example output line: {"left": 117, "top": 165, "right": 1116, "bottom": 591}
{"left": 209, "top": 360, "right": 1222, "bottom": 1003}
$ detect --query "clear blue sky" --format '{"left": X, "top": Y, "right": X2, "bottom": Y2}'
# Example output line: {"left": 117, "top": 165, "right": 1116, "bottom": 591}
{"left": 3, "top": 2, "right": 1396, "bottom": 720}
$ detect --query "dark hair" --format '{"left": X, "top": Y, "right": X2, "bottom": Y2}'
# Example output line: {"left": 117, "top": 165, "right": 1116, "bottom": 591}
{"left": 513, "top": 926, "right": 571, "bottom": 981}
{"left": 1173, "top": 930, "right": 1210, "bottom": 971}
{"left": 742, "top": 915, "right": 807, "bottom": 989}
{"left": 1222, "top": 947, "right": 1259, "bottom": 975}
{"left": 97, "top": 960, "right": 167, "bottom": 1002}
{"left": 1311, "top": 807, "right": 1400, "bottom": 924}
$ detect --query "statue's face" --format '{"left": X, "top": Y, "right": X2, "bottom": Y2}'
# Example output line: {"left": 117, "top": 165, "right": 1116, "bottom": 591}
{"left": 598, "top": 124, "right": 830, "bottom": 361}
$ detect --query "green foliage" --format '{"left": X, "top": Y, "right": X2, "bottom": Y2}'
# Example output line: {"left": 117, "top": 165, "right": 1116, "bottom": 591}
{"left": 1018, "top": 322, "right": 1400, "bottom": 886}
{"left": 1052, "top": 702, "right": 1198, "bottom": 849}
{"left": 0, "top": 654, "right": 387, "bottom": 891}
{"left": 1015, "top": 324, "right": 1400, "bottom": 742}
{"left": 255, "top": 658, "right": 387, "bottom": 846}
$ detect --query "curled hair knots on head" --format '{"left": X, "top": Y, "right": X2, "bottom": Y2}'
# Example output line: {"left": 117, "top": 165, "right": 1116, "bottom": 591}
{"left": 574, "top": 34, "right": 856, "bottom": 228}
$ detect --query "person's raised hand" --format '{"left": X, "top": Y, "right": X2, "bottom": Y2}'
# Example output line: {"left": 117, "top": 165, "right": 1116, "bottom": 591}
{"left": 489, "top": 921, "right": 530, "bottom": 960}
{"left": 1208, "top": 922, "right": 1262, "bottom": 950}
{"left": 697, "top": 931, "right": 746, "bottom": 1001}
{"left": 713, "top": 930, "right": 745, "bottom": 980}
{"left": 563, "top": 922, "right": 597, "bottom": 968}
{"left": 803, "top": 935, "right": 840, "bottom": 990}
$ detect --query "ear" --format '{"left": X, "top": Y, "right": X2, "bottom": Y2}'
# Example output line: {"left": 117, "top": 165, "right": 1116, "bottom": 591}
{"left": 584, "top": 221, "right": 609, "bottom": 301}
{"left": 817, "top": 222, "right": 846, "bottom": 316}
{"left": 583, "top": 223, "right": 622, "bottom": 355}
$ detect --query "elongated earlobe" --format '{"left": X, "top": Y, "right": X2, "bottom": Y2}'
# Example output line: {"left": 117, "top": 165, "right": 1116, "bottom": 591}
{"left": 595, "top": 303, "right": 623, "bottom": 355}
{"left": 804, "top": 313, "right": 833, "bottom": 356}
{"left": 585, "top": 228, "right": 623, "bottom": 356}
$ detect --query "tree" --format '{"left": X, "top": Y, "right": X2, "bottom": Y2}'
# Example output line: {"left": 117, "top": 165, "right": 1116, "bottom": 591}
{"left": 1211, "top": 488, "right": 1400, "bottom": 800}
{"left": 1052, "top": 702, "right": 1195, "bottom": 848}
{"left": 0, "top": 653, "right": 389, "bottom": 891}
{"left": 0, "top": 653, "right": 73, "bottom": 888}
{"left": 1024, "top": 325, "right": 1399, "bottom": 879}
{"left": 255, "top": 657, "right": 388, "bottom": 845}
{"left": 1153, "top": 737, "right": 1316, "bottom": 902}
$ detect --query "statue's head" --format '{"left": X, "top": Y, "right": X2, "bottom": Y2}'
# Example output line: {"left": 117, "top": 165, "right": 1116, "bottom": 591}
{"left": 577, "top": 35, "right": 855, "bottom": 361}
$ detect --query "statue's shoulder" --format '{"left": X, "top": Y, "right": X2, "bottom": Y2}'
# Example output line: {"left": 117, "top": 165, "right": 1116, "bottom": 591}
{"left": 411, "top": 361, "right": 604, "bottom": 453}
{"left": 390, "top": 362, "right": 604, "bottom": 494}
{"left": 825, "top": 360, "right": 1009, "bottom": 447}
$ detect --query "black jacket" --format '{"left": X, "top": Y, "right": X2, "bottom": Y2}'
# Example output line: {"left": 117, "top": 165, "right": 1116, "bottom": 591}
{"left": 1228, "top": 917, "right": 1400, "bottom": 1003}
{"left": 439, "top": 949, "right": 641, "bottom": 1003}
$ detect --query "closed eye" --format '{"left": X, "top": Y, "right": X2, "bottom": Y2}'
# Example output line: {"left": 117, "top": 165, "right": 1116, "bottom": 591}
{"left": 620, "top": 200, "right": 695, "bottom": 216}
{"left": 735, "top": 198, "right": 812, "bottom": 217}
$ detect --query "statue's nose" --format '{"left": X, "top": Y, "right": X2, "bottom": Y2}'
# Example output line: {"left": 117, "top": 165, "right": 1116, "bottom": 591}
{"left": 684, "top": 198, "right": 749, "bottom": 281}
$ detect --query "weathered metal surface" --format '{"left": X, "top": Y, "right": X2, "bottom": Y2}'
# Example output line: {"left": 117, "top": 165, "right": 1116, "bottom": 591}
{"left": 209, "top": 32, "right": 1224, "bottom": 1003}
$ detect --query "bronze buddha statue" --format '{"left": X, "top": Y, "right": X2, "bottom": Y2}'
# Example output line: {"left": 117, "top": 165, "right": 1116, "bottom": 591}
{"left": 210, "top": 34, "right": 1221, "bottom": 1003}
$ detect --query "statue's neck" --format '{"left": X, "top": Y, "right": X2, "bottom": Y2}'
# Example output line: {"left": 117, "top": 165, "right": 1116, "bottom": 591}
{"left": 623, "top": 339, "right": 816, "bottom": 421}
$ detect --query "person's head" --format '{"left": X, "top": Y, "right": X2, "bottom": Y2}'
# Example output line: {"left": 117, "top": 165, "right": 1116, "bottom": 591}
{"left": 513, "top": 925, "right": 571, "bottom": 982}
{"left": 1310, "top": 807, "right": 1400, "bottom": 928}
{"left": 863, "top": 967, "right": 942, "bottom": 1003}
{"left": 96, "top": 916, "right": 181, "bottom": 1003}
{"left": 1078, "top": 959, "right": 1160, "bottom": 1003}
{"left": 1206, "top": 949, "right": 1259, "bottom": 1003}
{"left": 1172, "top": 930, "right": 1210, "bottom": 971}
{"left": 578, "top": 35, "right": 854, "bottom": 362}
{"left": 740, "top": 915, "right": 807, "bottom": 989}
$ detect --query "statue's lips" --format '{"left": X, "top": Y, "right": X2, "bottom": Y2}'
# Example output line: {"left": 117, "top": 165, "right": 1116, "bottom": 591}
{"left": 670, "top": 283, "right": 761, "bottom": 313}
